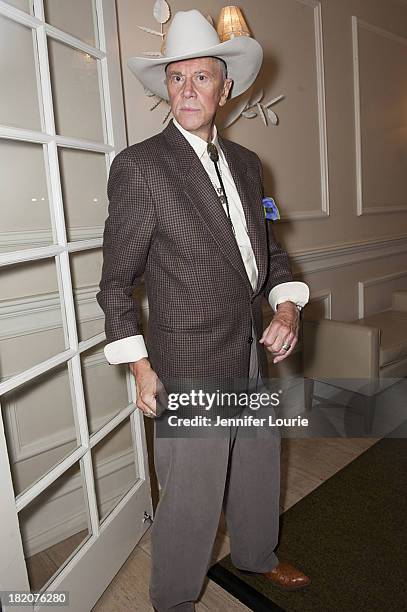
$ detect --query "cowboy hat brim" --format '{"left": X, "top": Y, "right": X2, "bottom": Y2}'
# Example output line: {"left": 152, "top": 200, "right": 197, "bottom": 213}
{"left": 127, "top": 36, "right": 263, "bottom": 101}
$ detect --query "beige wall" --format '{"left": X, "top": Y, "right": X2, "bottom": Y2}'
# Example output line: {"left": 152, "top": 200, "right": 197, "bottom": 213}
{"left": 116, "top": 0, "right": 407, "bottom": 322}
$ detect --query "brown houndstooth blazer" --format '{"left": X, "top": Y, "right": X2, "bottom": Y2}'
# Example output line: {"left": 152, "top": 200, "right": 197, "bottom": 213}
{"left": 96, "top": 118, "right": 293, "bottom": 388}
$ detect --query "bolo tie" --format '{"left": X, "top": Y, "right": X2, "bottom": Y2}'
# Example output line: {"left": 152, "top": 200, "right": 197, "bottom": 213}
{"left": 206, "top": 142, "right": 236, "bottom": 236}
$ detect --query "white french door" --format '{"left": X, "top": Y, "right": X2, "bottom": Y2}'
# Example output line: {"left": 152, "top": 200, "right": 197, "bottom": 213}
{"left": 0, "top": 1, "right": 152, "bottom": 610}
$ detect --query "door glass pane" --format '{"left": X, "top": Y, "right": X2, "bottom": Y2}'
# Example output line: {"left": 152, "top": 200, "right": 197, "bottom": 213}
{"left": 70, "top": 248, "right": 104, "bottom": 342}
{"left": 91, "top": 417, "right": 139, "bottom": 523}
{"left": 1, "top": 362, "right": 79, "bottom": 497}
{"left": 59, "top": 148, "right": 108, "bottom": 242}
{"left": 48, "top": 38, "right": 105, "bottom": 142}
{"left": 81, "top": 341, "right": 129, "bottom": 434}
{"left": 0, "top": 259, "right": 67, "bottom": 381}
{"left": 44, "top": 0, "right": 98, "bottom": 47}
{"left": 2, "top": 0, "right": 31, "bottom": 12}
{"left": 0, "top": 15, "right": 41, "bottom": 130}
{"left": 0, "top": 139, "right": 52, "bottom": 253}
{"left": 18, "top": 461, "right": 90, "bottom": 591}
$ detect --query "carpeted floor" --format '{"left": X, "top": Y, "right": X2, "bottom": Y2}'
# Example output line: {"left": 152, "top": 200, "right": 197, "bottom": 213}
{"left": 209, "top": 433, "right": 407, "bottom": 611}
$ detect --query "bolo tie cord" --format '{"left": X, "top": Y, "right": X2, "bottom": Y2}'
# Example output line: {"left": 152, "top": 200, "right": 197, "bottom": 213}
{"left": 207, "top": 143, "right": 235, "bottom": 235}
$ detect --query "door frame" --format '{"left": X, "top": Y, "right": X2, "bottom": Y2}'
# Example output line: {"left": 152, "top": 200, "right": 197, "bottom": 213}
{"left": 0, "top": 1, "right": 152, "bottom": 610}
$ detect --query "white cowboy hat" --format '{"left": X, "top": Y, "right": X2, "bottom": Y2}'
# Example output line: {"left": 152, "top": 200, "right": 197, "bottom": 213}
{"left": 127, "top": 9, "right": 263, "bottom": 101}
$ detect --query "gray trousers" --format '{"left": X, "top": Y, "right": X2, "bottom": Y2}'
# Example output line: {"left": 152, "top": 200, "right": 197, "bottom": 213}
{"left": 149, "top": 339, "right": 281, "bottom": 611}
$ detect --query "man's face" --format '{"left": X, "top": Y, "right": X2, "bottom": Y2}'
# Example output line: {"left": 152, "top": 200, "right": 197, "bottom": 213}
{"left": 165, "top": 57, "right": 233, "bottom": 140}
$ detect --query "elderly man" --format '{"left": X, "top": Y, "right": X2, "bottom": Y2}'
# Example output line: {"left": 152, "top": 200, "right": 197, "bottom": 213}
{"left": 97, "top": 9, "right": 310, "bottom": 612}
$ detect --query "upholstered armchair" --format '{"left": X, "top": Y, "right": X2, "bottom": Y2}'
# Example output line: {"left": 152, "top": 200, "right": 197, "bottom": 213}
{"left": 302, "top": 291, "right": 407, "bottom": 433}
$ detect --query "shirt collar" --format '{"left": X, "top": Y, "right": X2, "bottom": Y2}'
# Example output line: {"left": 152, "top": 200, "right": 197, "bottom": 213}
{"left": 172, "top": 117, "right": 221, "bottom": 162}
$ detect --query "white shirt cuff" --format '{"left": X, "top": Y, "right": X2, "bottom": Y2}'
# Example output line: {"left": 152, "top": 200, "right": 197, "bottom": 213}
{"left": 104, "top": 335, "right": 148, "bottom": 365}
{"left": 268, "top": 281, "right": 310, "bottom": 312}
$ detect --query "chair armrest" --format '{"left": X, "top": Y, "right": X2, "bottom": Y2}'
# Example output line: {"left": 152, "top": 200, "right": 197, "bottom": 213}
{"left": 392, "top": 291, "right": 407, "bottom": 312}
{"left": 302, "top": 319, "right": 380, "bottom": 379}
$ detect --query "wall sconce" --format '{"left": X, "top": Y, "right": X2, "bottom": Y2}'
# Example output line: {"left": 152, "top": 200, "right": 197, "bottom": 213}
{"left": 217, "top": 6, "right": 251, "bottom": 42}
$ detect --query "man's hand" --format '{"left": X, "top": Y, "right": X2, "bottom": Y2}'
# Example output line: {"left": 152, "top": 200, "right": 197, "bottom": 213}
{"left": 259, "top": 301, "right": 300, "bottom": 364}
{"left": 129, "top": 358, "right": 160, "bottom": 418}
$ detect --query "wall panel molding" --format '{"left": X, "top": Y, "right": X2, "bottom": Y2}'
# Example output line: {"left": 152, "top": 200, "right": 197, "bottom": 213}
{"left": 281, "top": 0, "right": 330, "bottom": 221}
{"left": 1, "top": 235, "right": 407, "bottom": 338}
{"left": 3, "top": 351, "right": 112, "bottom": 463}
{"left": 352, "top": 16, "right": 407, "bottom": 216}
{"left": 0, "top": 286, "right": 101, "bottom": 341}
{"left": 23, "top": 448, "right": 135, "bottom": 557}
{"left": 358, "top": 270, "right": 407, "bottom": 317}
{"left": 290, "top": 234, "right": 407, "bottom": 274}
{"left": 307, "top": 289, "right": 332, "bottom": 319}
{"left": 0, "top": 226, "right": 104, "bottom": 250}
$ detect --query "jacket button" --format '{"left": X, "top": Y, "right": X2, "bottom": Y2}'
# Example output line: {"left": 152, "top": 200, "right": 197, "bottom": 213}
{"left": 248, "top": 336, "right": 253, "bottom": 344}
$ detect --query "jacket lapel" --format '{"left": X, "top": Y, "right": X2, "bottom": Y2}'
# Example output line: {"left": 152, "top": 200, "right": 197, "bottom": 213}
{"left": 218, "top": 136, "right": 268, "bottom": 296}
{"left": 162, "top": 119, "right": 267, "bottom": 295}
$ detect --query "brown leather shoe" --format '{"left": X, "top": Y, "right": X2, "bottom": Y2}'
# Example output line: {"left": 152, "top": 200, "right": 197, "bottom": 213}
{"left": 262, "top": 560, "right": 311, "bottom": 590}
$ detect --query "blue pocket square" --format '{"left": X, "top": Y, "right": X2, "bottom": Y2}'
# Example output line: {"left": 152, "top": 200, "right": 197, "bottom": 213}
{"left": 262, "top": 197, "right": 280, "bottom": 221}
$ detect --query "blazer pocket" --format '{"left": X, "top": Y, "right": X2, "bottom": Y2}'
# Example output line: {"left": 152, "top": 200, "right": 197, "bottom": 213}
{"left": 156, "top": 322, "right": 213, "bottom": 334}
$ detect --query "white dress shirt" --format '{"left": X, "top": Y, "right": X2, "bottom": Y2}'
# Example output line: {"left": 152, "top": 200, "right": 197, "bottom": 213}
{"left": 104, "top": 118, "right": 309, "bottom": 364}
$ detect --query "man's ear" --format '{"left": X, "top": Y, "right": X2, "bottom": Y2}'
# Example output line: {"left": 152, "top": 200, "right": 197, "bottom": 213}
{"left": 219, "top": 78, "right": 234, "bottom": 106}
{"left": 163, "top": 64, "right": 169, "bottom": 87}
